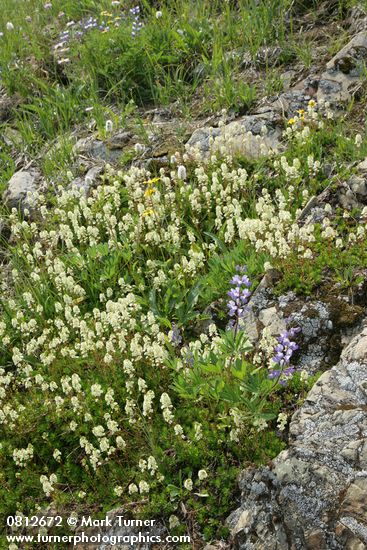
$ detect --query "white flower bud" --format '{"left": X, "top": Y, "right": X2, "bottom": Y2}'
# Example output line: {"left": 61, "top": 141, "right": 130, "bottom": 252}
{"left": 105, "top": 120, "right": 113, "bottom": 133}
{"left": 177, "top": 165, "right": 187, "bottom": 180}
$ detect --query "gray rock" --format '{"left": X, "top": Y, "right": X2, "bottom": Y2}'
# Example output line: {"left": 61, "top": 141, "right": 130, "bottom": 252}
{"left": 227, "top": 323, "right": 367, "bottom": 549}
{"left": 2, "top": 127, "right": 22, "bottom": 148}
{"left": 74, "top": 137, "right": 125, "bottom": 163}
{"left": 255, "top": 46, "right": 285, "bottom": 67}
{"left": 3, "top": 168, "right": 41, "bottom": 211}
{"left": 109, "top": 131, "right": 132, "bottom": 149}
{"left": 241, "top": 288, "right": 345, "bottom": 376}
{"left": 338, "top": 158, "right": 367, "bottom": 209}
{"left": 269, "top": 89, "right": 311, "bottom": 117}
{"left": 317, "top": 32, "right": 367, "bottom": 103}
{"left": 71, "top": 165, "right": 103, "bottom": 195}
{"left": 280, "top": 70, "right": 297, "bottom": 91}
{"left": 348, "top": 6, "right": 367, "bottom": 35}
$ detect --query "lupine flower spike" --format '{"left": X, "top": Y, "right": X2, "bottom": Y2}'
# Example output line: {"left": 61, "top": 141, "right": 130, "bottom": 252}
{"left": 269, "top": 327, "right": 301, "bottom": 385}
{"left": 227, "top": 265, "right": 251, "bottom": 329}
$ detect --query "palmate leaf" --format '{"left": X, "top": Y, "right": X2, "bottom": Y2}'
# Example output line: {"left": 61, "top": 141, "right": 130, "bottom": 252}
{"left": 86, "top": 242, "right": 110, "bottom": 260}
{"left": 231, "top": 360, "right": 250, "bottom": 381}
{"left": 218, "top": 383, "right": 242, "bottom": 404}
{"left": 148, "top": 288, "right": 171, "bottom": 328}
{"left": 220, "top": 329, "right": 253, "bottom": 356}
{"left": 200, "top": 361, "right": 222, "bottom": 375}
{"left": 187, "top": 279, "right": 201, "bottom": 305}
{"left": 149, "top": 280, "right": 203, "bottom": 325}
{"left": 172, "top": 371, "right": 205, "bottom": 400}
{"left": 240, "top": 370, "right": 268, "bottom": 398}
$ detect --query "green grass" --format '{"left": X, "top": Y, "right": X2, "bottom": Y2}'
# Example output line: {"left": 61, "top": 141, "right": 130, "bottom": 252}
{"left": 0, "top": 0, "right": 295, "bottom": 146}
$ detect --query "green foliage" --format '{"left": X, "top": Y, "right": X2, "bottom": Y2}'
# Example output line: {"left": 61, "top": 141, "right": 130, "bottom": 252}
{"left": 172, "top": 329, "right": 278, "bottom": 423}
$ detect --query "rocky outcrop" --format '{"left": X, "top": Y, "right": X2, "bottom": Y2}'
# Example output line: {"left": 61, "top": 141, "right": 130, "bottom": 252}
{"left": 338, "top": 157, "right": 367, "bottom": 209}
{"left": 317, "top": 31, "right": 367, "bottom": 104}
{"left": 227, "top": 323, "right": 367, "bottom": 549}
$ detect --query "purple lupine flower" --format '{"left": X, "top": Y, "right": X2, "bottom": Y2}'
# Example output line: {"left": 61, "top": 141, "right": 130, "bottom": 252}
{"left": 130, "top": 6, "right": 142, "bottom": 37}
{"left": 183, "top": 348, "right": 194, "bottom": 367}
{"left": 171, "top": 324, "right": 182, "bottom": 346}
{"left": 268, "top": 327, "right": 301, "bottom": 384}
{"left": 227, "top": 265, "right": 251, "bottom": 327}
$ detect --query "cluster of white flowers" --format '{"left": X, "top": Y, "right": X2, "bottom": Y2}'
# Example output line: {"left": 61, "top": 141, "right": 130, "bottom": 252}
{"left": 186, "top": 119, "right": 278, "bottom": 163}
{"left": 237, "top": 187, "right": 316, "bottom": 259}
{"left": 40, "top": 474, "right": 57, "bottom": 497}
{"left": 160, "top": 393, "right": 174, "bottom": 424}
{"left": 13, "top": 444, "right": 34, "bottom": 467}
{"left": 254, "top": 326, "right": 279, "bottom": 367}
{"left": 277, "top": 412, "right": 288, "bottom": 432}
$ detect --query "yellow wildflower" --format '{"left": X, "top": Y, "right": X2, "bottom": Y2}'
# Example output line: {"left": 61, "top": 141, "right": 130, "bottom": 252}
{"left": 308, "top": 99, "right": 316, "bottom": 108}
{"left": 144, "top": 187, "right": 156, "bottom": 197}
{"left": 288, "top": 118, "right": 296, "bottom": 125}
{"left": 72, "top": 297, "right": 85, "bottom": 305}
{"left": 142, "top": 209, "right": 155, "bottom": 217}
{"left": 144, "top": 177, "right": 160, "bottom": 186}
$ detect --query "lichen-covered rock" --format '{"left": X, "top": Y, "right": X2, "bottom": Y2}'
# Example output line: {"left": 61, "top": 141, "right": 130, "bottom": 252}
{"left": 74, "top": 136, "right": 125, "bottom": 163}
{"left": 3, "top": 168, "right": 41, "bottom": 211}
{"left": 268, "top": 89, "right": 313, "bottom": 117}
{"left": 240, "top": 285, "right": 359, "bottom": 376}
{"left": 317, "top": 32, "right": 367, "bottom": 103}
{"left": 336, "top": 157, "right": 367, "bottom": 209}
{"left": 227, "top": 323, "right": 367, "bottom": 549}
{"left": 348, "top": 6, "right": 367, "bottom": 35}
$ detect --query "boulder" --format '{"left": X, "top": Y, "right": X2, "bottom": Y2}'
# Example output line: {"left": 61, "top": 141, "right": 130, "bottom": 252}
{"left": 240, "top": 285, "right": 361, "bottom": 377}
{"left": 269, "top": 89, "right": 312, "bottom": 116}
{"left": 3, "top": 168, "right": 41, "bottom": 211}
